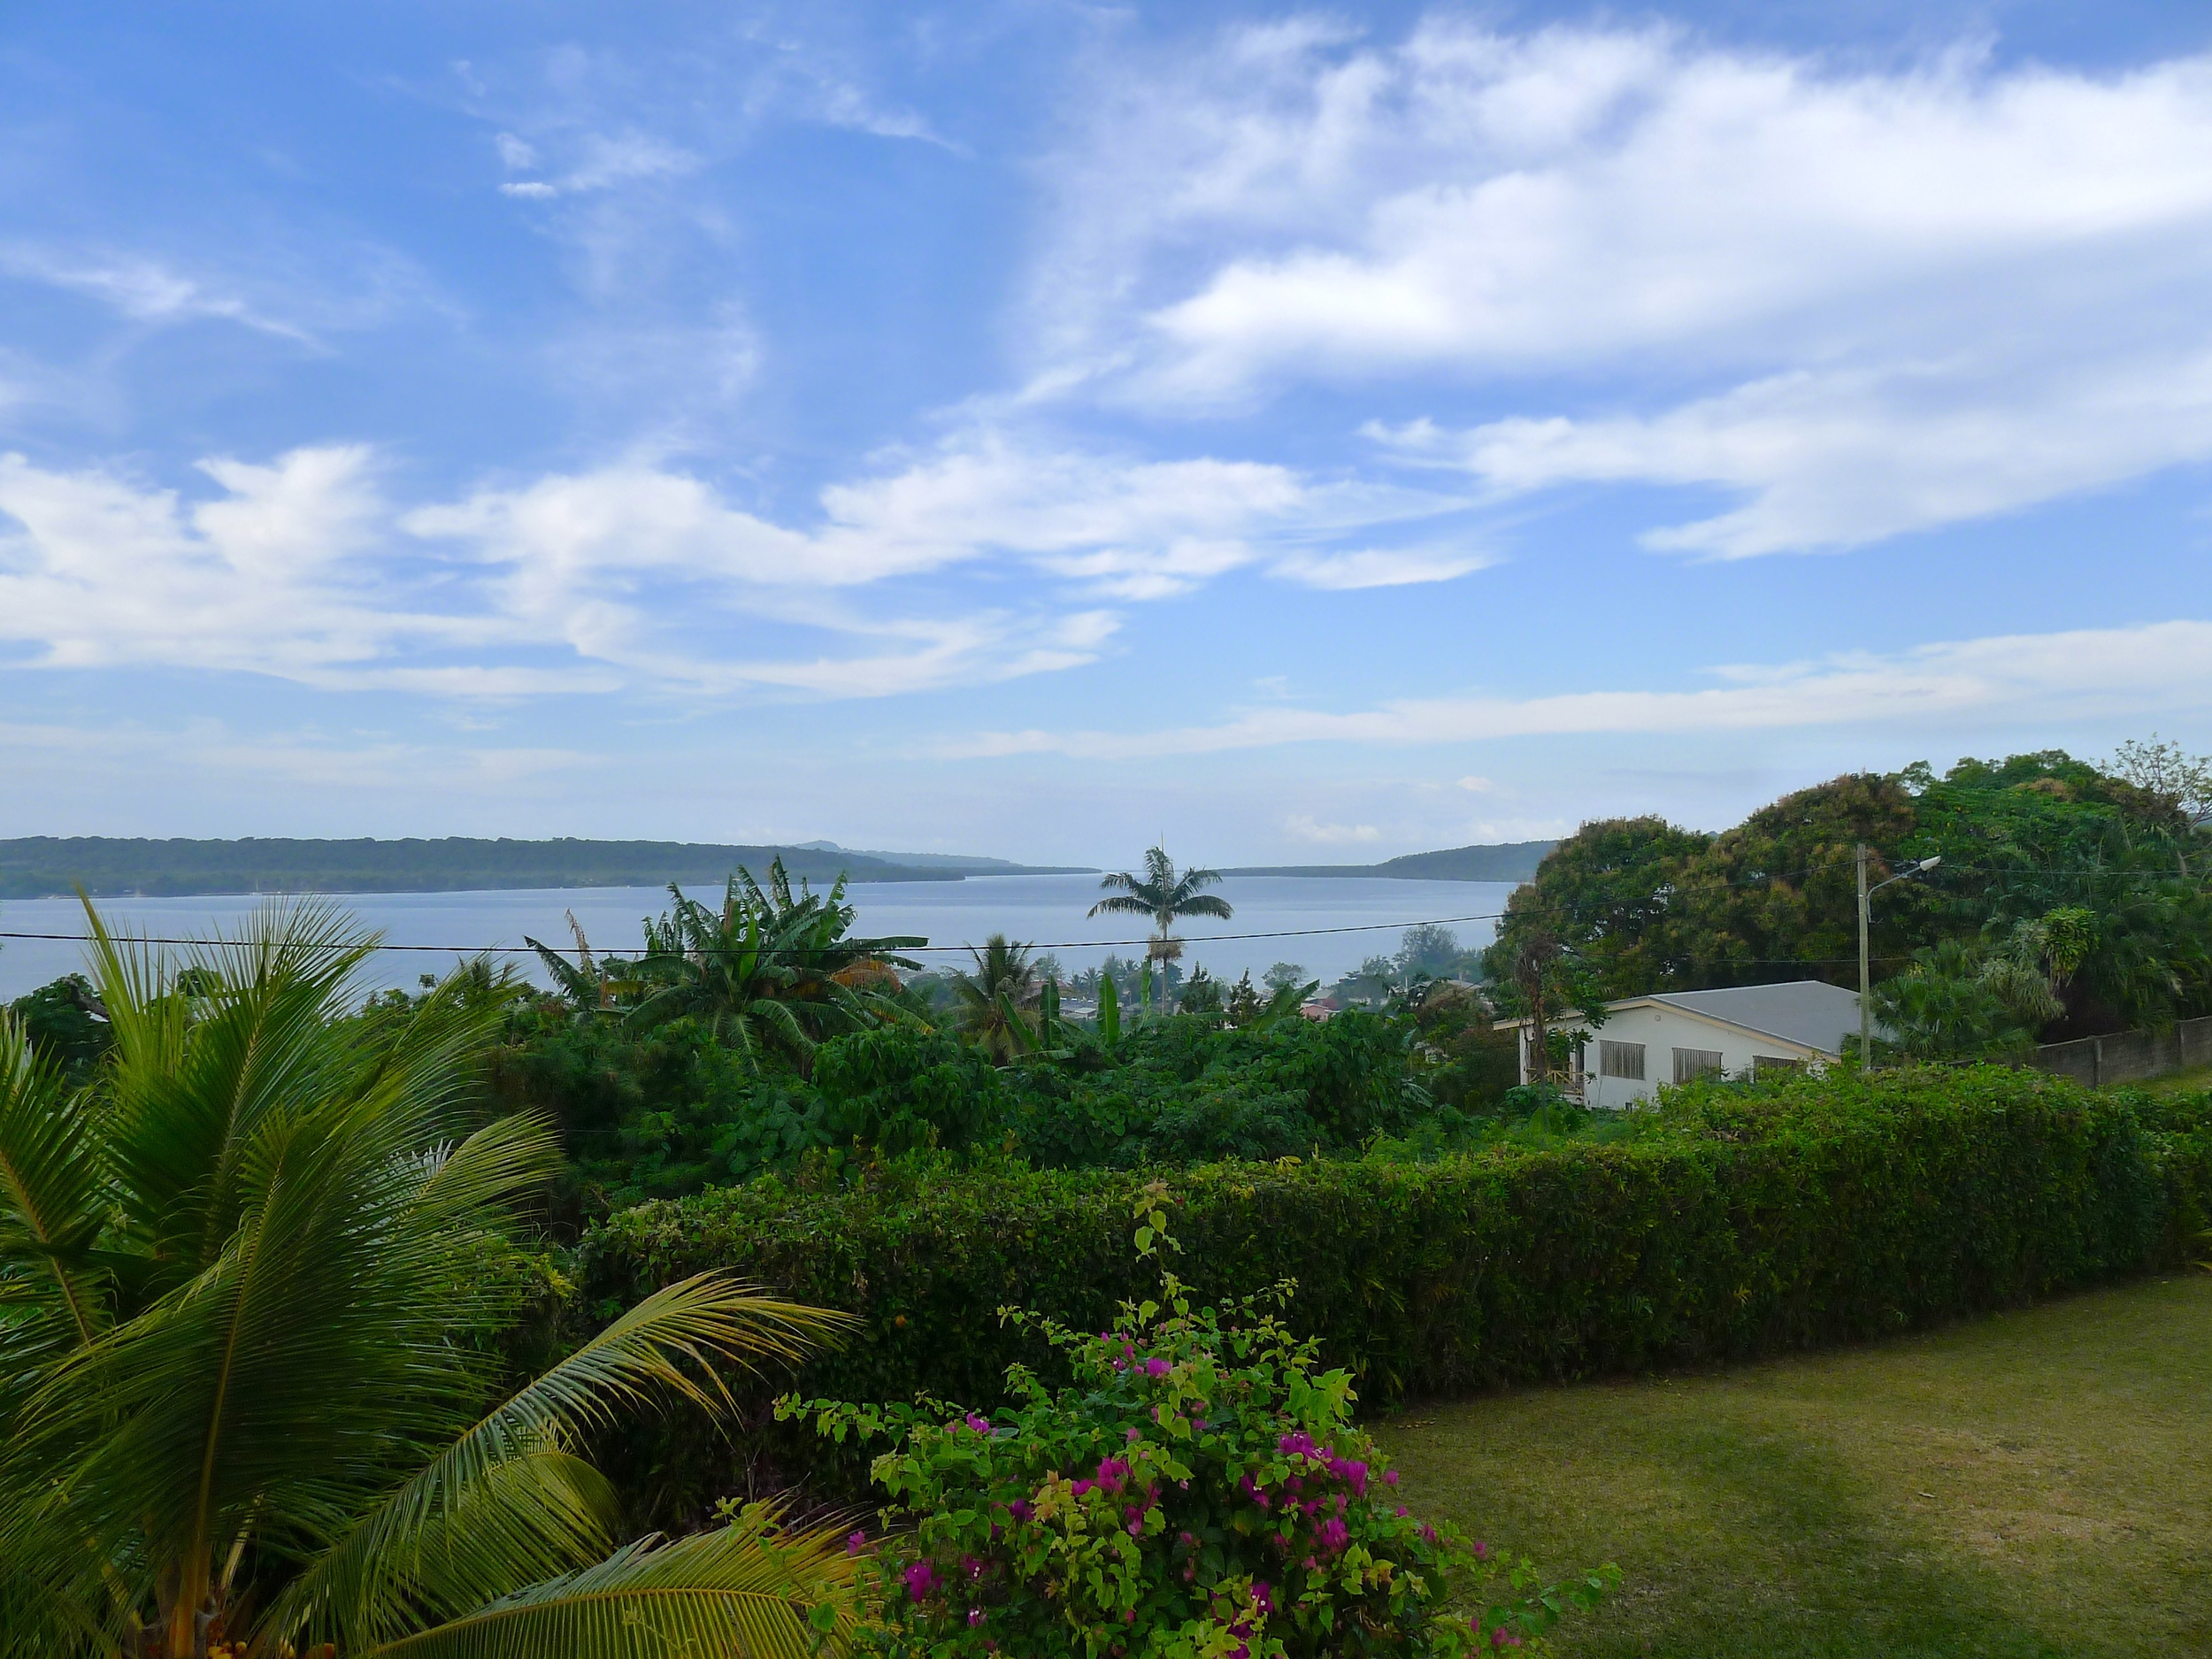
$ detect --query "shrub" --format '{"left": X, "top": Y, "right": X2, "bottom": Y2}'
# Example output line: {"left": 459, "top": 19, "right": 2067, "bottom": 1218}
{"left": 779, "top": 1189, "right": 1612, "bottom": 1656}
{"left": 578, "top": 1067, "right": 2208, "bottom": 1523}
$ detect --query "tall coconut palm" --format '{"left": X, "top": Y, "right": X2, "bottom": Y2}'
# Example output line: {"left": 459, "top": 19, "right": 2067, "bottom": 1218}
{"left": 1087, "top": 846, "right": 1233, "bottom": 981}
{"left": 0, "top": 901, "right": 862, "bottom": 1659}
{"left": 953, "top": 933, "right": 1040, "bottom": 1064}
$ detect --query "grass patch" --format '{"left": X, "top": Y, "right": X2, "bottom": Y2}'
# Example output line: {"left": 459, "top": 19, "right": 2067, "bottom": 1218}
{"left": 1374, "top": 1274, "right": 2212, "bottom": 1659}
{"left": 2126, "top": 1066, "right": 2212, "bottom": 1098}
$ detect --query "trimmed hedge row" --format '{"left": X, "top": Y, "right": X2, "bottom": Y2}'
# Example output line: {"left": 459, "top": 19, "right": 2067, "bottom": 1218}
{"left": 576, "top": 1068, "right": 2210, "bottom": 1517}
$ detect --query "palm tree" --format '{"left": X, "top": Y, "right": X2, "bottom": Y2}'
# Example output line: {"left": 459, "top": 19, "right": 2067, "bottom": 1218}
{"left": 624, "top": 859, "right": 924, "bottom": 1068}
{"left": 1087, "top": 846, "right": 1233, "bottom": 986}
{"left": 954, "top": 933, "right": 1040, "bottom": 1064}
{"left": 0, "top": 901, "right": 862, "bottom": 1659}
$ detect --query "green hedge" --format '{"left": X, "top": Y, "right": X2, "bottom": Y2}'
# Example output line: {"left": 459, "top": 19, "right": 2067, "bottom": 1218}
{"left": 576, "top": 1067, "right": 2210, "bottom": 1519}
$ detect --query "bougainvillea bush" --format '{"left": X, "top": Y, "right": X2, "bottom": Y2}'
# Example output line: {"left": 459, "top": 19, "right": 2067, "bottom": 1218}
{"left": 780, "top": 1187, "right": 1613, "bottom": 1657}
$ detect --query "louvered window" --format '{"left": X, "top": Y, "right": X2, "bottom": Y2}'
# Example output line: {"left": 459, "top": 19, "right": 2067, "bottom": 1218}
{"left": 1672, "top": 1047, "right": 1724, "bottom": 1083}
{"left": 1598, "top": 1040, "right": 1646, "bottom": 1080}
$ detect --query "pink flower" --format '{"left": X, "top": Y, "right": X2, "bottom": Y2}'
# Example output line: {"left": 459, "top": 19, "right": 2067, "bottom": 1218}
{"left": 903, "top": 1561, "right": 937, "bottom": 1601}
{"left": 1471, "top": 1540, "right": 1489, "bottom": 1560}
{"left": 1127, "top": 1426, "right": 1143, "bottom": 1441}
{"left": 1383, "top": 1469, "right": 1399, "bottom": 1487}
{"left": 1008, "top": 1499, "right": 1032, "bottom": 1521}
{"left": 1252, "top": 1580, "right": 1274, "bottom": 1613}
{"left": 969, "top": 1609, "right": 987, "bottom": 1627}
{"left": 964, "top": 1413, "right": 991, "bottom": 1433}
{"left": 1127, "top": 1519, "right": 1142, "bottom": 1536}
{"left": 846, "top": 1530, "right": 866, "bottom": 1555}
{"left": 1145, "top": 1357, "right": 1171, "bottom": 1377}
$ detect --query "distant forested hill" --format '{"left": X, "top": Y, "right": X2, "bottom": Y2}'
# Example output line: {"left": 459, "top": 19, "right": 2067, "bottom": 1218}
{"left": 0, "top": 837, "right": 1000, "bottom": 899}
{"left": 1227, "top": 841, "right": 1555, "bottom": 883}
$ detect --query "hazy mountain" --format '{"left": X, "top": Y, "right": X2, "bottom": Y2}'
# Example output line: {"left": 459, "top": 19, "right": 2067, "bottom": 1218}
{"left": 0, "top": 837, "right": 971, "bottom": 900}
{"left": 1225, "top": 841, "right": 1555, "bottom": 883}
{"left": 793, "top": 841, "right": 1097, "bottom": 874}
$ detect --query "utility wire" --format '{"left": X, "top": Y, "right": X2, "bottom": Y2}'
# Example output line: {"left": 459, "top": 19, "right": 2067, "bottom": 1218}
{"left": 0, "top": 911, "right": 1515, "bottom": 957}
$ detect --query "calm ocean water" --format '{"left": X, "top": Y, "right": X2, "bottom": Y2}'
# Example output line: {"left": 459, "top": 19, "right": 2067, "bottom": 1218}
{"left": 0, "top": 874, "right": 1517, "bottom": 1002}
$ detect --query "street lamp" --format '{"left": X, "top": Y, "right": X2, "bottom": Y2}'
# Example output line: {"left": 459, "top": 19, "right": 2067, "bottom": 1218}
{"left": 1857, "top": 845, "right": 1941, "bottom": 1063}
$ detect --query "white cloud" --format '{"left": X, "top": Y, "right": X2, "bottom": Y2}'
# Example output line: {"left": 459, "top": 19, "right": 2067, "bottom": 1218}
{"left": 944, "top": 619, "right": 2212, "bottom": 760}
{"left": 1456, "top": 775, "right": 1495, "bottom": 792}
{"left": 1271, "top": 543, "right": 1494, "bottom": 589}
{"left": 0, "top": 446, "right": 449, "bottom": 680}
{"left": 1379, "top": 347, "right": 2212, "bottom": 557}
{"left": 411, "top": 430, "right": 1463, "bottom": 618}
{"left": 1033, "top": 19, "right": 2212, "bottom": 552}
{"left": 1286, "top": 813, "right": 1380, "bottom": 843}
{"left": 492, "top": 130, "right": 700, "bottom": 200}
{"left": 0, "top": 246, "right": 316, "bottom": 342}
{"left": 0, "top": 428, "right": 1459, "bottom": 700}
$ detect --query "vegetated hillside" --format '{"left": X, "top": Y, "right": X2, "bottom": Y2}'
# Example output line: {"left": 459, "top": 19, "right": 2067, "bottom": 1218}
{"left": 795, "top": 840, "right": 1097, "bottom": 874}
{"left": 0, "top": 836, "right": 972, "bottom": 899}
{"left": 1228, "top": 841, "right": 1556, "bottom": 882}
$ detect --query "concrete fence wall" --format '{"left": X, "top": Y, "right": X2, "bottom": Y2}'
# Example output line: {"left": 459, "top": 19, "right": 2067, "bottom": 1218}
{"left": 2024, "top": 1014, "right": 2212, "bottom": 1087}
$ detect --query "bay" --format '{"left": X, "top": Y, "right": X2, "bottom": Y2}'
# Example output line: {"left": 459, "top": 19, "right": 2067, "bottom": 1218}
{"left": 0, "top": 874, "right": 1516, "bottom": 1002}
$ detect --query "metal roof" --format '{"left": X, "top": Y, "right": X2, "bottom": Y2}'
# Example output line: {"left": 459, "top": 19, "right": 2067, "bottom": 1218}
{"left": 1645, "top": 981, "right": 1870, "bottom": 1055}
{"left": 1494, "top": 978, "right": 1878, "bottom": 1056}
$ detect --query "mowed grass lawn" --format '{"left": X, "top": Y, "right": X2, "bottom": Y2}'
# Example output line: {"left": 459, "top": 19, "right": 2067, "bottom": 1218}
{"left": 1375, "top": 1274, "right": 2212, "bottom": 1659}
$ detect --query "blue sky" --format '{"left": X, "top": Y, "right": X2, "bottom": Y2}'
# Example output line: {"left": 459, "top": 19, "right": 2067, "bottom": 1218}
{"left": 3, "top": 0, "right": 2210, "bottom": 864}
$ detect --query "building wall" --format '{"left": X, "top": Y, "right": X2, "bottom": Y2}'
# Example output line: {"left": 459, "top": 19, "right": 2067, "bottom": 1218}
{"left": 1521, "top": 1003, "right": 1821, "bottom": 1107}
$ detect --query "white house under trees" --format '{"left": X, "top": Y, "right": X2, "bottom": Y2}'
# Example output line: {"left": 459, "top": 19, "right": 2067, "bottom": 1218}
{"left": 1497, "top": 980, "right": 1874, "bottom": 1109}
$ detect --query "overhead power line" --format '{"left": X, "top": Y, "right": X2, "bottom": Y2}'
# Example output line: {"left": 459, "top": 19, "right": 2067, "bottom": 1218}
{"left": 0, "top": 911, "right": 1515, "bottom": 957}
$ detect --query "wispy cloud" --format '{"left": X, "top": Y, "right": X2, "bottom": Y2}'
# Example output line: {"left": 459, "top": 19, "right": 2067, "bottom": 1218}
{"left": 1286, "top": 812, "right": 1380, "bottom": 843}
{"left": 943, "top": 620, "right": 2212, "bottom": 759}
{"left": 496, "top": 129, "right": 703, "bottom": 199}
{"left": 1030, "top": 19, "right": 2212, "bottom": 552}
{"left": 0, "top": 246, "right": 317, "bottom": 342}
{"left": 0, "top": 430, "right": 1467, "bottom": 699}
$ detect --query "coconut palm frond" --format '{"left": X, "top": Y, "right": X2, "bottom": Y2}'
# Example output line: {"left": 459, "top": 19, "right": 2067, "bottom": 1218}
{"left": 0, "top": 1013, "right": 109, "bottom": 1357}
{"left": 363, "top": 1505, "right": 863, "bottom": 1659}
{"left": 1086, "top": 893, "right": 1163, "bottom": 920}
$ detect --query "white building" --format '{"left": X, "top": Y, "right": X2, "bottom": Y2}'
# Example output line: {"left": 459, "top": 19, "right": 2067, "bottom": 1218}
{"left": 1496, "top": 980, "right": 1872, "bottom": 1109}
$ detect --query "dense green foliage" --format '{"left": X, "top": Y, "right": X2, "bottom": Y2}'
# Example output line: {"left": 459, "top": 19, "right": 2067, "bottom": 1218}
{"left": 576, "top": 1067, "right": 2210, "bottom": 1524}
{"left": 495, "top": 1003, "right": 1452, "bottom": 1211}
{"left": 1486, "top": 749, "right": 2212, "bottom": 1046}
{"left": 780, "top": 1194, "right": 1613, "bottom": 1656}
{"left": 4, "top": 972, "right": 111, "bottom": 1079}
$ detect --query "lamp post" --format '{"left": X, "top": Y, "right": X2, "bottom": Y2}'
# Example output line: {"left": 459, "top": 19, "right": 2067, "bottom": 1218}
{"left": 1857, "top": 845, "right": 1942, "bottom": 1064}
